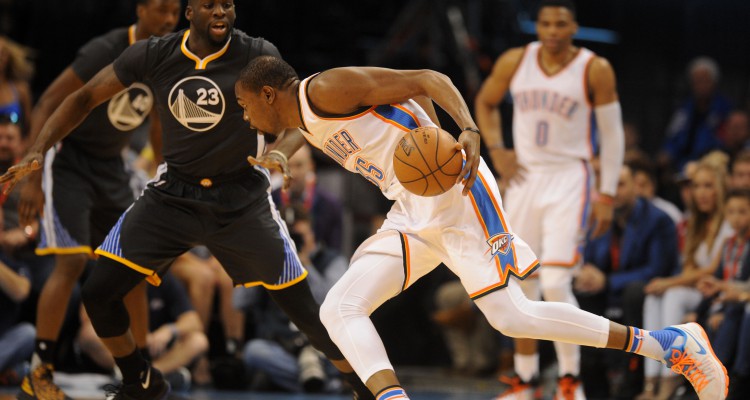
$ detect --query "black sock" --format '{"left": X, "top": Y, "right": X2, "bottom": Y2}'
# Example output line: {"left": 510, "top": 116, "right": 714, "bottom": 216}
{"left": 114, "top": 349, "right": 148, "bottom": 384}
{"left": 139, "top": 347, "right": 151, "bottom": 362}
{"left": 35, "top": 339, "right": 57, "bottom": 365}
{"left": 342, "top": 371, "right": 375, "bottom": 400}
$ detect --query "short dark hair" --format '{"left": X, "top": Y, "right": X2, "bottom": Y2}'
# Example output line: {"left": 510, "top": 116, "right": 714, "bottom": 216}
{"left": 726, "top": 188, "right": 750, "bottom": 204}
{"left": 538, "top": 0, "right": 577, "bottom": 19}
{"left": 237, "top": 55, "right": 299, "bottom": 92}
{"left": 627, "top": 157, "right": 657, "bottom": 186}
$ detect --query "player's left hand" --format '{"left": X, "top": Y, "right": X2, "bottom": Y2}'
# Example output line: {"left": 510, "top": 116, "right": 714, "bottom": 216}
{"left": 247, "top": 151, "right": 292, "bottom": 190}
{"left": 589, "top": 193, "right": 614, "bottom": 238}
{"left": 455, "top": 129, "right": 481, "bottom": 196}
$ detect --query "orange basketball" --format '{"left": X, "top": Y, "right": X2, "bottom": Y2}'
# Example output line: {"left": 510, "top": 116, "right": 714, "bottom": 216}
{"left": 393, "top": 126, "right": 463, "bottom": 197}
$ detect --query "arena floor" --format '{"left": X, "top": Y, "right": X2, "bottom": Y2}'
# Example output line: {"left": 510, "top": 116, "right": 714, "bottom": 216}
{"left": 0, "top": 367, "right": 511, "bottom": 400}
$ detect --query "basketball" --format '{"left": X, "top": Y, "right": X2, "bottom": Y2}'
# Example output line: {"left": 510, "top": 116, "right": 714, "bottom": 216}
{"left": 393, "top": 126, "right": 463, "bottom": 197}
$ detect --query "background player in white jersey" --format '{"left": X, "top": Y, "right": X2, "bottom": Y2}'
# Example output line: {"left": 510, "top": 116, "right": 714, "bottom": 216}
{"left": 234, "top": 55, "right": 727, "bottom": 400}
{"left": 474, "top": 0, "right": 625, "bottom": 398}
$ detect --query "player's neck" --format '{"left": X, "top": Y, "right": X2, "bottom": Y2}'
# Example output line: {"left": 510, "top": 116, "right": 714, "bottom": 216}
{"left": 186, "top": 31, "right": 228, "bottom": 59}
{"left": 539, "top": 45, "right": 577, "bottom": 70}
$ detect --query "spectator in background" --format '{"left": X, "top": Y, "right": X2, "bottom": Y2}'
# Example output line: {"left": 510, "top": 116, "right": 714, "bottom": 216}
{"left": 272, "top": 145, "right": 344, "bottom": 252}
{"left": 723, "top": 110, "right": 750, "bottom": 161}
{"left": 659, "top": 57, "right": 731, "bottom": 173}
{"left": 236, "top": 206, "right": 348, "bottom": 394}
{"left": 639, "top": 156, "right": 733, "bottom": 400}
{"left": 575, "top": 163, "right": 678, "bottom": 398}
{"left": 0, "top": 36, "right": 33, "bottom": 139}
{"left": 730, "top": 149, "right": 750, "bottom": 190}
{"left": 697, "top": 272, "right": 750, "bottom": 400}
{"left": 629, "top": 156, "right": 683, "bottom": 226}
{"left": 0, "top": 247, "right": 33, "bottom": 387}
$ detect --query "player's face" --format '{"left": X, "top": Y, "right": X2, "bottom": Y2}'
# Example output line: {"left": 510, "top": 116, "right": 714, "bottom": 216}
{"left": 186, "top": 0, "right": 236, "bottom": 46}
{"left": 725, "top": 197, "right": 750, "bottom": 234}
{"left": 691, "top": 169, "right": 719, "bottom": 214}
{"left": 137, "top": 0, "right": 181, "bottom": 37}
{"left": 235, "top": 83, "right": 284, "bottom": 137}
{"left": 536, "top": 7, "right": 577, "bottom": 54}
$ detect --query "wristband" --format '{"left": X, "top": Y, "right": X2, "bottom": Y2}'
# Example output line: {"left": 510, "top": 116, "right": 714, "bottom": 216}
{"left": 268, "top": 150, "right": 288, "bottom": 165}
{"left": 463, "top": 127, "right": 481, "bottom": 135}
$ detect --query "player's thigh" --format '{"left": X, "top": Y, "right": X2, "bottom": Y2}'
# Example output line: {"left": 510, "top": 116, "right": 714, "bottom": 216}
{"left": 40, "top": 156, "right": 95, "bottom": 248}
{"left": 90, "top": 179, "right": 135, "bottom": 248}
{"left": 327, "top": 229, "right": 442, "bottom": 312}
{"left": 205, "top": 196, "right": 294, "bottom": 288}
{"left": 503, "top": 177, "right": 543, "bottom": 254}
{"left": 99, "top": 188, "right": 198, "bottom": 284}
{"left": 539, "top": 165, "right": 591, "bottom": 267}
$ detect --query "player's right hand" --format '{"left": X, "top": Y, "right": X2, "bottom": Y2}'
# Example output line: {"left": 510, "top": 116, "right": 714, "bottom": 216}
{"left": 247, "top": 151, "right": 293, "bottom": 190}
{"left": 18, "top": 171, "right": 45, "bottom": 228}
{"left": 489, "top": 147, "right": 525, "bottom": 185}
{"left": 0, "top": 152, "right": 44, "bottom": 195}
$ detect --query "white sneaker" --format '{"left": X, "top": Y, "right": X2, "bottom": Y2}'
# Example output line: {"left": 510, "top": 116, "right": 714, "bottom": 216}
{"left": 554, "top": 374, "right": 585, "bottom": 400}
{"left": 663, "top": 323, "right": 729, "bottom": 400}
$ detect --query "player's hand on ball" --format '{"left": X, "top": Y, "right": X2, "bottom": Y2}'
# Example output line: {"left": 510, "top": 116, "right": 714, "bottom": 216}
{"left": 247, "top": 150, "right": 292, "bottom": 190}
{"left": 456, "top": 128, "right": 481, "bottom": 196}
{"left": 0, "top": 152, "right": 44, "bottom": 195}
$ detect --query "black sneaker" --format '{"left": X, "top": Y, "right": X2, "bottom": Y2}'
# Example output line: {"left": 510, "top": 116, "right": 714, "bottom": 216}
{"left": 105, "top": 366, "right": 170, "bottom": 400}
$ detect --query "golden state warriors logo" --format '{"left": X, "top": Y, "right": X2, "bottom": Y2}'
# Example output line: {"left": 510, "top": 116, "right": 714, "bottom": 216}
{"left": 107, "top": 82, "right": 153, "bottom": 131}
{"left": 168, "top": 76, "right": 225, "bottom": 132}
{"left": 487, "top": 233, "right": 513, "bottom": 256}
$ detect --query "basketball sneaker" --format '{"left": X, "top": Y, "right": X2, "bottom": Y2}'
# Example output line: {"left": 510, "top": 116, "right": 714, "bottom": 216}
{"left": 104, "top": 365, "right": 170, "bottom": 400}
{"left": 17, "top": 363, "right": 72, "bottom": 400}
{"left": 663, "top": 323, "right": 729, "bottom": 400}
{"left": 494, "top": 374, "right": 541, "bottom": 400}
{"left": 554, "top": 374, "right": 585, "bottom": 400}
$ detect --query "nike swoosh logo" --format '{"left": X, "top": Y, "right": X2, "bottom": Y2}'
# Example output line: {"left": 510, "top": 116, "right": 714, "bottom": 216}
{"left": 141, "top": 367, "right": 151, "bottom": 389}
{"left": 682, "top": 327, "right": 707, "bottom": 355}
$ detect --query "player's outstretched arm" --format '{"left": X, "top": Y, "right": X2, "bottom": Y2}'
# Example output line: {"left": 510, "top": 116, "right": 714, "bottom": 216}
{"left": 247, "top": 128, "right": 307, "bottom": 190}
{"left": 0, "top": 64, "right": 127, "bottom": 194}
{"left": 310, "top": 67, "right": 481, "bottom": 194}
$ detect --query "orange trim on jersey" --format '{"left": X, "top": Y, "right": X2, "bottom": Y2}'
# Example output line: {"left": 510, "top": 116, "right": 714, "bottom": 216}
{"left": 469, "top": 261, "right": 540, "bottom": 299}
{"left": 241, "top": 269, "right": 309, "bottom": 290}
{"left": 536, "top": 44, "right": 584, "bottom": 78}
{"left": 128, "top": 24, "right": 136, "bottom": 45}
{"left": 370, "top": 110, "right": 410, "bottom": 132}
{"left": 508, "top": 45, "right": 529, "bottom": 88}
{"left": 180, "top": 30, "right": 232, "bottom": 70}
{"left": 400, "top": 232, "right": 412, "bottom": 291}
{"left": 582, "top": 56, "right": 596, "bottom": 107}
{"left": 95, "top": 249, "right": 162, "bottom": 286}
{"left": 35, "top": 246, "right": 95, "bottom": 257}
{"left": 392, "top": 103, "right": 422, "bottom": 125}
{"left": 542, "top": 255, "right": 581, "bottom": 268}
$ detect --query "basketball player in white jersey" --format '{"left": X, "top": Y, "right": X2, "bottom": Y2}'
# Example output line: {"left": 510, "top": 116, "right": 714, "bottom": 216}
{"left": 234, "top": 55, "right": 727, "bottom": 400}
{"left": 475, "top": 1, "right": 624, "bottom": 398}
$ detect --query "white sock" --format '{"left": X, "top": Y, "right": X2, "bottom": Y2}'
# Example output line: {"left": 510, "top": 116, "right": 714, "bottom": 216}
{"left": 376, "top": 386, "right": 409, "bottom": 399}
{"left": 514, "top": 353, "right": 538, "bottom": 382}
{"left": 624, "top": 327, "right": 683, "bottom": 362}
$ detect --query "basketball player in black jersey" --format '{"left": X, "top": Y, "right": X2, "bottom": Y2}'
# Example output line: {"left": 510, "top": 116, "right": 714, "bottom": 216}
{"left": 2, "top": 1, "right": 372, "bottom": 399}
{"left": 15, "top": 1, "right": 180, "bottom": 399}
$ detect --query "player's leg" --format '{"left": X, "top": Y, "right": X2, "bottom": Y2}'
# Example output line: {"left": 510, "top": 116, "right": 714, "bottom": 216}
{"left": 502, "top": 168, "right": 545, "bottom": 397}
{"left": 472, "top": 278, "right": 729, "bottom": 400}
{"left": 20, "top": 148, "right": 94, "bottom": 400}
{"left": 320, "top": 230, "right": 441, "bottom": 400}
{"left": 537, "top": 162, "right": 592, "bottom": 399}
{"left": 206, "top": 194, "right": 376, "bottom": 399}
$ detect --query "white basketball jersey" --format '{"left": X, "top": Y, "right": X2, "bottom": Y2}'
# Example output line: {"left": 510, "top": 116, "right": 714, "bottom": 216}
{"left": 297, "top": 75, "right": 436, "bottom": 200}
{"left": 509, "top": 42, "right": 596, "bottom": 167}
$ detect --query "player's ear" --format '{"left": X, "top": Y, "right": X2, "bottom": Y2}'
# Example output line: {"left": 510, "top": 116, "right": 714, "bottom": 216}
{"left": 185, "top": 5, "right": 193, "bottom": 22}
{"left": 262, "top": 86, "right": 275, "bottom": 104}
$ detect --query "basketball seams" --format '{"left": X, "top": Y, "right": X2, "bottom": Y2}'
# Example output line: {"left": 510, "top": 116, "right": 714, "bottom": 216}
{"left": 394, "top": 126, "right": 463, "bottom": 196}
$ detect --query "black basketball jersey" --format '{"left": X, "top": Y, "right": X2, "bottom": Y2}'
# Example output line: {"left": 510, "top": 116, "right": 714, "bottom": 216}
{"left": 69, "top": 26, "right": 153, "bottom": 158}
{"left": 113, "top": 28, "right": 279, "bottom": 177}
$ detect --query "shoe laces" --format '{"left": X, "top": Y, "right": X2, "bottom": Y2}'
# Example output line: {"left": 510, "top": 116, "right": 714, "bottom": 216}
{"left": 103, "top": 383, "right": 124, "bottom": 400}
{"left": 668, "top": 348, "right": 709, "bottom": 392}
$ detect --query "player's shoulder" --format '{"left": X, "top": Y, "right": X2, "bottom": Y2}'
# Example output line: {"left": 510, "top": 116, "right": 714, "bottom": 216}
{"left": 491, "top": 46, "right": 527, "bottom": 74}
{"left": 229, "top": 29, "right": 279, "bottom": 56}
{"left": 81, "top": 26, "right": 129, "bottom": 52}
